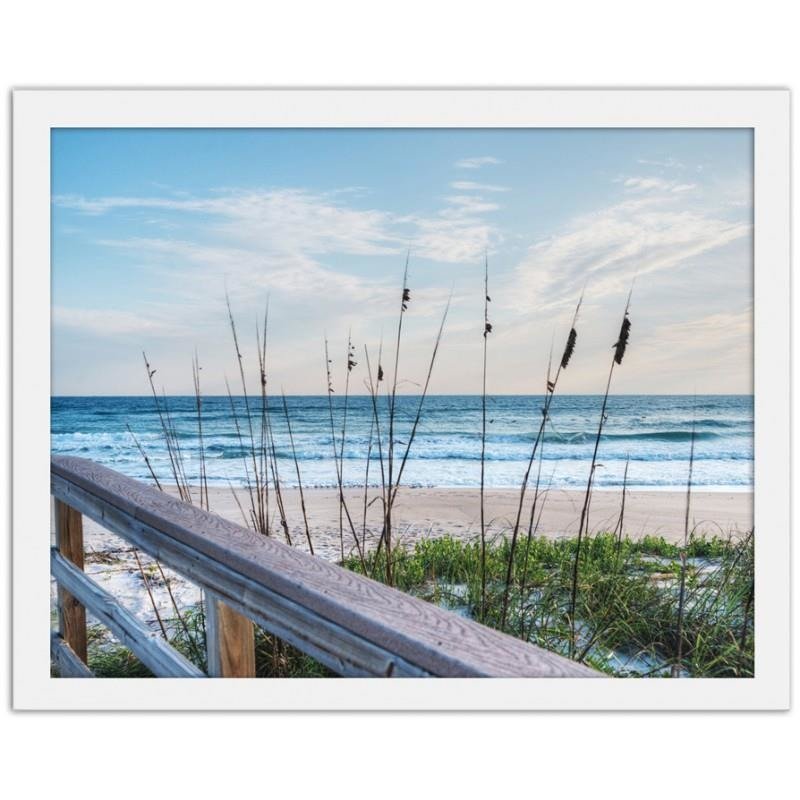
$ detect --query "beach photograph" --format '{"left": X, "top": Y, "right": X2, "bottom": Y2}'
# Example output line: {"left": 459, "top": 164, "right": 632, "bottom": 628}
{"left": 50, "top": 126, "right": 754, "bottom": 679}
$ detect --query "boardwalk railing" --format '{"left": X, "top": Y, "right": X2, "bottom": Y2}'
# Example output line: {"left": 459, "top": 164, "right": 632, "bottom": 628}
{"left": 51, "top": 456, "right": 599, "bottom": 678}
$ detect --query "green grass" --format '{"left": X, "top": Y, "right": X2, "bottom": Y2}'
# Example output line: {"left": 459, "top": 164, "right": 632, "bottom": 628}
{"left": 254, "top": 627, "right": 334, "bottom": 678}
{"left": 344, "top": 531, "right": 754, "bottom": 677}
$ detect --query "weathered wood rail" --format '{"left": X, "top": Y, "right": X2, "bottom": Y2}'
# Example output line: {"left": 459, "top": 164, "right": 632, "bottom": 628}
{"left": 50, "top": 456, "right": 599, "bottom": 678}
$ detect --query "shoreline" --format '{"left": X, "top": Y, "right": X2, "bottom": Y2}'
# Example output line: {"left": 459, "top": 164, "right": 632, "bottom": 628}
{"left": 57, "top": 484, "right": 753, "bottom": 560}
{"left": 234, "top": 485, "right": 753, "bottom": 547}
{"left": 185, "top": 481, "right": 754, "bottom": 494}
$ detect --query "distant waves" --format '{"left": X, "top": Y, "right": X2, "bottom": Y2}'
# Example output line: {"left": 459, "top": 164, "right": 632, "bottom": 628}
{"left": 51, "top": 395, "right": 754, "bottom": 490}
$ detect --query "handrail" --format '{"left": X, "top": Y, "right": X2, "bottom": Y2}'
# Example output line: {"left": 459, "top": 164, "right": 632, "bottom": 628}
{"left": 51, "top": 549, "right": 204, "bottom": 677}
{"left": 50, "top": 456, "right": 600, "bottom": 678}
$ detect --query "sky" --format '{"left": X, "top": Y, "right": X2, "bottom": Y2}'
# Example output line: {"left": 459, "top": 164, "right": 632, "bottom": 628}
{"left": 51, "top": 128, "right": 753, "bottom": 396}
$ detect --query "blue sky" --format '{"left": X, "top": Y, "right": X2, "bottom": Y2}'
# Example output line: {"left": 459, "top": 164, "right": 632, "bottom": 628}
{"left": 51, "top": 128, "right": 753, "bottom": 395}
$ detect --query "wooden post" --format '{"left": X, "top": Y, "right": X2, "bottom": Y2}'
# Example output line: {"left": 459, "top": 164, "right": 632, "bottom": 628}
{"left": 205, "top": 592, "right": 256, "bottom": 677}
{"left": 54, "top": 499, "right": 87, "bottom": 663}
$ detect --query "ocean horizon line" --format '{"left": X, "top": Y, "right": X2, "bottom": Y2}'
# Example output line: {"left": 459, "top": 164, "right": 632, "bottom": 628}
{"left": 51, "top": 391, "right": 755, "bottom": 399}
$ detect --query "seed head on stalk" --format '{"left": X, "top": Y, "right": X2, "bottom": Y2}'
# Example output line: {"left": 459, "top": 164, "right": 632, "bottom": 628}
{"left": 561, "top": 327, "right": 577, "bottom": 370}
{"left": 613, "top": 314, "right": 631, "bottom": 365}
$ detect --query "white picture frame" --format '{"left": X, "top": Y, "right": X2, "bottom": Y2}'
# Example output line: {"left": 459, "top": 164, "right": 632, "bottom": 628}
{"left": 12, "top": 88, "right": 790, "bottom": 710}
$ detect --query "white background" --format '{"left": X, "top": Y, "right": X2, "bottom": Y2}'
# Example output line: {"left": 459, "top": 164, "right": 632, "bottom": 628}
{"left": 0, "top": 1, "right": 796, "bottom": 798}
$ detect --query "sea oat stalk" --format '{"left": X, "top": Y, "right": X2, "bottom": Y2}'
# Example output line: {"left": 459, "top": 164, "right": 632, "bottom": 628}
{"left": 569, "top": 289, "right": 632, "bottom": 658}
{"left": 499, "top": 292, "right": 583, "bottom": 629}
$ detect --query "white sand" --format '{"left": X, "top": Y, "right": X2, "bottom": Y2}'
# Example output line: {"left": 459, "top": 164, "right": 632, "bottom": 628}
{"left": 194, "top": 485, "right": 753, "bottom": 558}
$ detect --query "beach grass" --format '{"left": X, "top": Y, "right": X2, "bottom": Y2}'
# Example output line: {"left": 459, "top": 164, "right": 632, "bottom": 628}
{"left": 345, "top": 530, "right": 754, "bottom": 678}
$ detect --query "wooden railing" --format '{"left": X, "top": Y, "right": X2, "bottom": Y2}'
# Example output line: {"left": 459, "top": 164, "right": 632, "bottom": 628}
{"left": 50, "top": 456, "right": 599, "bottom": 678}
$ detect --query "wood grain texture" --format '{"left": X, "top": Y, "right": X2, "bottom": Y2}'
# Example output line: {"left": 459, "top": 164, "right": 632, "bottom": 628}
{"left": 54, "top": 498, "right": 87, "bottom": 663}
{"left": 50, "top": 631, "right": 94, "bottom": 678}
{"left": 52, "top": 456, "right": 600, "bottom": 678}
{"left": 51, "top": 549, "right": 204, "bottom": 678}
{"left": 206, "top": 593, "right": 256, "bottom": 677}
{"left": 52, "top": 474, "right": 430, "bottom": 676}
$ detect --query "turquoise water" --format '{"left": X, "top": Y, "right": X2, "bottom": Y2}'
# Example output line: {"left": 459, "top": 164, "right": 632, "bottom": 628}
{"left": 51, "top": 394, "right": 753, "bottom": 490}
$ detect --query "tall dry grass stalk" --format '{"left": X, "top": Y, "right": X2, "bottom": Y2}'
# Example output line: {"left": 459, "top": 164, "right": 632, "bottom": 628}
{"left": 738, "top": 542, "right": 755, "bottom": 673}
{"left": 224, "top": 376, "right": 258, "bottom": 530}
{"left": 142, "top": 353, "right": 190, "bottom": 502}
{"left": 267, "top": 422, "right": 291, "bottom": 545}
{"left": 363, "top": 342, "right": 388, "bottom": 569}
{"left": 365, "top": 261, "right": 449, "bottom": 587}
{"left": 256, "top": 309, "right": 292, "bottom": 545}
{"left": 323, "top": 337, "right": 367, "bottom": 569}
{"left": 225, "top": 295, "right": 273, "bottom": 536}
{"left": 192, "top": 351, "right": 210, "bottom": 511}
{"left": 337, "top": 333, "right": 356, "bottom": 558}
{"left": 386, "top": 297, "right": 449, "bottom": 506}
{"left": 380, "top": 294, "right": 450, "bottom": 578}
{"left": 282, "top": 391, "right": 313, "bottom": 554}
{"left": 613, "top": 457, "right": 631, "bottom": 565}
{"left": 256, "top": 309, "right": 279, "bottom": 539}
{"left": 126, "top": 423, "right": 163, "bottom": 491}
{"left": 383, "top": 255, "right": 411, "bottom": 586}
{"left": 517, "top": 458, "right": 552, "bottom": 634}
{"left": 323, "top": 338, "right": 342, "bottom": 559}
{"left": 672, "top": 413, "right": 696, "bottom": 678}
{"left": 568, "top": 289, "right": 632, "bottom": 658}
{"left": 132, "top": 545, "right": 168, "bottom": 639}
{"left": 163, "top": 389, "right": 193, "bottom": 498}
{"left": 360, "top": 397, "right": 377, "bottom": 555}
{"left": 479, "top": 254, "right": 491, "bottom": 620}
{"left": 131, "top": 359, "right": 206, "bottom": 659}
{"left": 498, "top": 292, "right": 583, "bottom": 629}
{"left": 218, "top": 297, "right": 294, "bottom": 543}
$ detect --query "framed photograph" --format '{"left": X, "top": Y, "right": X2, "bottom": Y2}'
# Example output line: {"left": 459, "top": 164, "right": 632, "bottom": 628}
{"left": 12, "top": 88, "right": 790, "bottom": 710}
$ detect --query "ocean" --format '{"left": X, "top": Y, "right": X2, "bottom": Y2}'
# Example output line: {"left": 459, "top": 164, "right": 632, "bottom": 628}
{"left": 50, "top": 394, "right": 753, "bottom": 492}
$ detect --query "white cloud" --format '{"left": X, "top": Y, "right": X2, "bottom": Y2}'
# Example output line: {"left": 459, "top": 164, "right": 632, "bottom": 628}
{"left": 410, "top": 218, "right": 494, "bottom": 264}
{"left": 59, "top": 183, "right": 504, "bottom": 269}
{"left": 450, "top": 181, "right": 509, "bottom": 192}
{"left": 623, "top": 177, "right": 670, "bottom": 191}
{"left": 54, "top": 194, "right": 198, "bottom": 215}
{"left": 454, "top": 156, "right": 503, "bottom": 169}
{"left": 74, "top": 186, "right": 494, "bottom": 343}
{"left": 440, "top": 195, "right": 501, "bottom": 216}
{"left": 93, "top": 236, "right": 395, "bottom": 313}
{"left": 57, "top": 183, "right": 505, "bottom": 262}
{"left": 512, "top": 193, "right": 751, "bottom": 314}
{"left": 636, "top": 157, "right": 685, "bottom": 170}
{"left": 56, "top": 189, "right": 400, "bottom": 256}
{"left": 622, "top": 176, "right": 697, "bottom": 194}
{"left": 53, "top": 306, "right": 180, "bottom": 337}
{"left": 402, "top": 194, "right": 502, "bottom": 262}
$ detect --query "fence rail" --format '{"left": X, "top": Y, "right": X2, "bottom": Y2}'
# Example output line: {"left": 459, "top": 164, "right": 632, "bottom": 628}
{"left": 50, "top": 455, "right": 599, "bottom": 678}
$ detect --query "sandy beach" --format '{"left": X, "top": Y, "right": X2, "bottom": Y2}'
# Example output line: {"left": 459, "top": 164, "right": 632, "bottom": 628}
{"left": 211, "top": 485, "right": 753, "bottom": 555}
{"left": 56, "top": 485, "right": 753, "bottom": 561}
